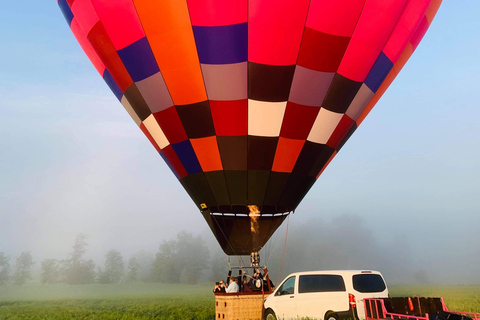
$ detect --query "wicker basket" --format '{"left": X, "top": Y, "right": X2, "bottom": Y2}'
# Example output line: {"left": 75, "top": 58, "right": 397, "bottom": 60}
{"left": 214, "top": 292, "right": 270, "bottom": 320}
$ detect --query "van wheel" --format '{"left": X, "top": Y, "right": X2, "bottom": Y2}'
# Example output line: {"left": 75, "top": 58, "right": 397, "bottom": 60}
{"left": 264, "top": 309, "right": 277, "bottom": 320}
{"left": 325, "top": 312, "right": 339, "bottom": 320}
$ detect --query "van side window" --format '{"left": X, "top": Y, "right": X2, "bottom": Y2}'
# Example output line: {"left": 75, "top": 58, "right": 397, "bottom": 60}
{"left": 298, "top": 275, "right": 346, "bottom": 293}
{"left": 275, "top": 276, "right": 295, "bottom": 296}
{"left": 352, "top": 274, "right": 386, "bottom": 293}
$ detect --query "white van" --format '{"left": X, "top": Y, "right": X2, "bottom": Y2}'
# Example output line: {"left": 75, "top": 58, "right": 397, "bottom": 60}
{"left": 263, "top": 270, "right": 388, "bottom": 320}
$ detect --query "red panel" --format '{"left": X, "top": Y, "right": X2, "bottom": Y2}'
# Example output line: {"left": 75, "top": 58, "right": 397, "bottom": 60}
{"left": 248, "top": 0, "right": 309, "bottom": 65}
{"left": 70, "top": 19, "right": 105, "bottom": 75}
{"left": 67, "top": 0, "right": 75, "bottom": 5}
{"left": 153, "top": 107, "right": 188, "bottom": 144}
{"left": 337, "top": 0, "right": 407, "bottom": 82}
{"left": 272, "top": 137, "right": 305, "bottom": 173}
{"left": 91, "top": 0, "right": 145, "bottom": 50}
{"left": 297, "top": 28, "right": 350, "bottom": 72}
{"left": 210, "top": 100, "right": 247, "bottom": 136}
{"left": 161, "top": 145, "right": 188, "bottom": 178}
{"left": 306, "top": 0, "right": 365, "bottom": 37}
{"left": 326, "top": 115, "right": 355, "bottom": 149}
{"left": 187, "top": 0, "right": 247, "bottom": 26}
{"left": 280, "top": 102, "right": 319, "bottom": 140}
{"left": 87, "top": 21, "right": 133, "bottom": 92}
{"left": 140, "top": 123, "right": 161, "bottom": 153}
{"left": 71, "top": 0, "right": 99, "bottom": 34}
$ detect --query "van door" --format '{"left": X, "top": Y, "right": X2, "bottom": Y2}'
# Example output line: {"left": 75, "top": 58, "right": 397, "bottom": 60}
{"left": 271, "top": 276, "right": 296, "bottom": 319}
{"left": 295, "top": 274, "right": 349, "bottom": 319}
{"left": 351, "top": 273, "right": 389, "bottom": 320}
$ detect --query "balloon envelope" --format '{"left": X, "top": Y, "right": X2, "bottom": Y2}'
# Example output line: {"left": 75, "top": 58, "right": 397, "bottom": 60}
{"left": 58, "top": 0, "right": 441, "bottom": 255}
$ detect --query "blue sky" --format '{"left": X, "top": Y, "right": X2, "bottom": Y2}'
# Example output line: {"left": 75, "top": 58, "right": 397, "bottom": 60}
{"left": 0, "top": 1, "right": 479, "bottom": 283}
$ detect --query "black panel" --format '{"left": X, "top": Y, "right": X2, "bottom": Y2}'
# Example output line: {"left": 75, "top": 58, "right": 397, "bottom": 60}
{"left": 217, "top": 136, "right": 247, "bottom": 170}
{"left": 262, "top": 172, "right": 290, "bottom": 208}
{"left": 204, "top": 171, "right": 231, "bottom": 208}
{"left": 180, "top": 172, "right": 217, "bottom": 209}
{"left": 322, "top": 74, "right": 363, "bottom": 113}
{"left": 293, "top": 141, "right": 335, "bottom": 177}
{"left": 123, "top": 84, "right": 151, "bottom": 121}
{"left": 202, "top": 213, "right": 288, "bottom": 255}
{"left": 308, "top": 144, "right": 336, "bottom": 178}
{"left": 176, "top": 100, "right": 216, "bottom": 139}
{"left": 248, "top": 136, "right": 278, "bottom": 170}
{"left": 247, "top": 170, "right": 270, "bottom": 205}
{"left": 224, "top": 170, "right": 248, "bottom": 206}
{"left": 248, "top": 62, "right": 296, "bottom": 102}
{"left": 279, "top": 174, "right": 316, "bottom": 209}
{"left": 337, "top": 122, "right": 358, "bottom": 152}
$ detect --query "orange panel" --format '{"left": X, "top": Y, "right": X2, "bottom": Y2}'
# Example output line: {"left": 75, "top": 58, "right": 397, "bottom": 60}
{"left": 148, "top": 31, "right": 200, "bottom": 72}
{"left": 191, "top": 136, "right": 223, "bottom": 172}
{"left": 426, "top": 0, "right": 442, "bottom": 24}
{"left": 272, "top": 137, "right": 305, "bottom": 173}
{"left": 162, "top": 67, "right": 207, "bottom": 105}
{"left": 133, "top": 0, "right": 206, "bottom": 105}
{"left": 133, "top": 0, "right": 191, "bottom": 33}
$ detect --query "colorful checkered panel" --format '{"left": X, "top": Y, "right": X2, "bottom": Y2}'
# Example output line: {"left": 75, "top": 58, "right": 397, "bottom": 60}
{"left": 59, "top": 0, "right": 442, "bottom": 255}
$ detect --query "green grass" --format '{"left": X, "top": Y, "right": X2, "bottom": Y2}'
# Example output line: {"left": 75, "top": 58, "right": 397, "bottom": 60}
{"left": 389, "top": 285, "right": 480, "bottom": 313}
{"left": 0, "top": 283, "right": 479, "bottom": 319}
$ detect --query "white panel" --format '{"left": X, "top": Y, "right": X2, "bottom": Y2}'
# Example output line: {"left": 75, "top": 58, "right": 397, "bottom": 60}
{"left": 143, "top": 114, "right": 170, "bottom": 149}
{"left": 121, "top": 96, "right": 141, "bottom": 126}
{"left": 248, "top": 100, "right": 287, "bottom": 137}
{"left": 345, "top": 83, "right": 374, "bottom": 120}
{"left": 307, "top": 108, "right": 343, "bottom": 144}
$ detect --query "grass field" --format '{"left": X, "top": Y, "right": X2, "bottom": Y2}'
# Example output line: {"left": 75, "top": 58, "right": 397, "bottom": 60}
{"left": 0, "top": 283, "right": 479, "bottom": 319}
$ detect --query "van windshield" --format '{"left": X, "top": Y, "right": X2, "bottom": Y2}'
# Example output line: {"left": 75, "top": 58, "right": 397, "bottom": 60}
{"left": 352, "top": 274, "right": 386, "bottom": 293}
{"left": 298, "top": 275, "right": 346, "bottom": 293}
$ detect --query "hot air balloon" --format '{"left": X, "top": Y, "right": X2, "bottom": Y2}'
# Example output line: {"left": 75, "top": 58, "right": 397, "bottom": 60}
{"left": 58, "top": 0, "right": 442, "bottom": 258}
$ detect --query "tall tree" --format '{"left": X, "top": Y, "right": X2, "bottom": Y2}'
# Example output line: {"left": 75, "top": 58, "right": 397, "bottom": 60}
{"left": 65, "top": 234, "right": 96, "bottom": 284}
{"left": 41, "top": 259, "right": 61, "bottom": 284}
{"left": 98, "top": 250, "right": 124, "bottom": 284}
{"left": 151, "top": 240, "right": 180, "bottom": 283}
{"left": 14, "top": 252, "right": 34, "bottom": 285}
{"left": 127, "top": 257, "right": 140, "bottom": 282}
{"left": 0, "top": 252, "right": 10, "bottom": 286}
{"left": 151, "top": 231, "right": 209, "bottom": 284}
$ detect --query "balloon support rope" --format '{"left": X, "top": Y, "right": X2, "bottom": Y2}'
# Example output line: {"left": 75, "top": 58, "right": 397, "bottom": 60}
{"left": 275, "top": 214, "right": 290, "bottom": 287}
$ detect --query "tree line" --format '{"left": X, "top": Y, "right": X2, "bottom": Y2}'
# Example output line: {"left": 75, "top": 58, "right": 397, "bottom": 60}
{"left": 0, "top": 231, "right": 224, "bottom": 286}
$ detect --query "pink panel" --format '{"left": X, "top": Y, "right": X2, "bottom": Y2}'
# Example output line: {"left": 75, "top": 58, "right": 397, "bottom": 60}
{"left": 306, "top": 0, "right": 365, "bottom": 37}
{"left": 187, "top": 0, "right": 247, "bottom": 26}
{"left": 249, "top": 0, "right": 309, "bottom": 65}
{"left": 383, "top": 0, "right": 431, "bottom": 63}
{"left": 91, "top": 0, "right": 145, "bottom": 50}
{"left": 337, "top": 0, "right": 408, "bottom": 82}
{"left": 70, "top": 19, "right": 105, "bottom": 75}
{"left": 71, "top": 0, "right": 99, "bottom": 34}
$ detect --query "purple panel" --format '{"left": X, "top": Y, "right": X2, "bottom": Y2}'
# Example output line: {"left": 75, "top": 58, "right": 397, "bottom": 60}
{"left": 58, "top": 0, "right": 74, "bottom": 26}
{"left": 172, "top": 140, "right": 203, "bottom": 175}
{"left": 364, "top": 52, "right": 394, "bottom": 93}
{"left": 117, "top": 37, "right": 160, "bottom": 82}
{"left": 103, "top": 69, "right": 123, "bottom": 101}
{"left": 192, "top": 23, "right": 248, "bottom": 64}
